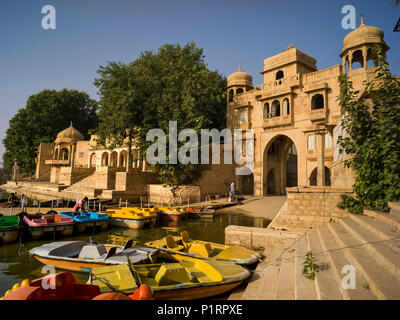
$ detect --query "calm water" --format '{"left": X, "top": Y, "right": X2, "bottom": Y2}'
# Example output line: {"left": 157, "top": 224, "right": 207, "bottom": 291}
{"left": 0, "top": 212, "right": 269, "bottom": 295}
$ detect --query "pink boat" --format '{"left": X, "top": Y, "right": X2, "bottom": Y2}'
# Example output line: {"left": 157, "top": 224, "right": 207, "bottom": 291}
{"left": 22, "top": 214, "right": 74, "bottom": 240}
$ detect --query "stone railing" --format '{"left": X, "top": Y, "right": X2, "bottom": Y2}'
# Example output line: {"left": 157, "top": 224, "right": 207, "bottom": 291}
{"left": 263, "top": 114, "right": 292, "bottom": 128}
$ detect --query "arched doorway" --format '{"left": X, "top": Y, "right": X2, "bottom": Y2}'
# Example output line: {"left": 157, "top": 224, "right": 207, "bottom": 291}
{"left": 309, "top": 166, "right": 331, "bottom": 186}
{"left": 110, "top": 151, "right": 118, "bottom": 167}
{"left": 101, "top": 152, "right": 109, "bottom": 166}
{"left": 119, "top": 150, "right": 127, "bottom": 167}
{"left": 240, "top": 173, "right": 254, "bottom": 195}
{"left": 90, "top": 153, "right": 97, "bottom": 167}
{"left": 263, "top": 135, "right": 298, "bottom": 195}
{"left": 60, "top": 148, "right": 69, "bottom": 161}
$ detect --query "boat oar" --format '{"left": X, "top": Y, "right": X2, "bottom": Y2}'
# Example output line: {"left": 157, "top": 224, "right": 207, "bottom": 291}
{"left": 90, "top": 274, "right": 126, "bottom": 295}
{"left": 126, "top": 255, "right": 142, "bottom": 288}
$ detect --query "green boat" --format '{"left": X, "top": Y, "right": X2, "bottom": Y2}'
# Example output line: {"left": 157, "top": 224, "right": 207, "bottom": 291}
{"left": 0, "top": 216, "right": 19, "bottom": 244}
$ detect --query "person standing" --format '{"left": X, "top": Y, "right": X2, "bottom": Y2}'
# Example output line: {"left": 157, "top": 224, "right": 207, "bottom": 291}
{"left": 72, "top": 197, "right": 88, "bottom": 216}
{"left": 230, "top": 182, "right": 236, "bottom": 202}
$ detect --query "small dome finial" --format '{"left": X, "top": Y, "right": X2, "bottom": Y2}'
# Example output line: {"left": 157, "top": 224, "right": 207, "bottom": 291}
{"left": 238, "top": 63, "right": 241, "bottom": 71}
{"left": 361, "top": 15, "right": 364, "bottom": 25}
{"left": 70, "top": 121, "right": 73, "bottom": 127}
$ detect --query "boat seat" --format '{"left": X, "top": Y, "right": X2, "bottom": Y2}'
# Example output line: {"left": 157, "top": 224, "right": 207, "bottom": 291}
{"left": 187, "top": 241, "right": 213, "bottom": 257}
{"left": 165, "top": 235, "right": 184, "bottom": 251}
{"left": 78, "top": 244, "right": 108, "bottom": 259}
{"left": 180, "top": 231, "right": 192, "bottom": 250}
{"left": 154, "top": 264, "right": 191, "bottom": 286}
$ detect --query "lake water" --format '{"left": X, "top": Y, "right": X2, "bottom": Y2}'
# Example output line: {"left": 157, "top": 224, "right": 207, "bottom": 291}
{"left": 0, "top": 211, "right": 269, "bottom": 296}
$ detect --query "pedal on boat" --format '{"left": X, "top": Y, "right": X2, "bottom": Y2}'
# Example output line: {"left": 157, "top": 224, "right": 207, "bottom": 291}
{"left": 30, "top": 239, "right": 159, "bottom": 273}
{"left": 0, "top": 216, "right": 19, "bottom": 244}
{"left": 145, "top": 231, "right": 261, "bottom": 267}
{"left": 89, "top": 259, "right": 251, "bottom": 300}
{"left": 58, "top": 211, "right": 109, "bottom": 233}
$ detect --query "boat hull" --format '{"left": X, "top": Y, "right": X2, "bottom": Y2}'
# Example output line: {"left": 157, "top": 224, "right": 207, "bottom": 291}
{"left": 73, "top": 220, "right": 109, "bottom": 233}
{"left": 109, "top": 217, "right": 146, "bottom": 229}
{"left": 27, "top": 225, "right": 74, "bottom": 241}
{"left": 152, "top": 281, "right": 243, "bottom": 300}
{"left": 0, "top": 229, "right": 18, "bottom": 244}
{"left": 33, "top": 256, "right": 115, "bottom": 273}
{"left": 159, "top": 212, "right": 187, "bottom": 222}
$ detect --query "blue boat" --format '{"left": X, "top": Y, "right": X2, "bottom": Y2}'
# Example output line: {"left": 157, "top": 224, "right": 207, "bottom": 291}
{"left": 58, "top": 211, "right": 109, "bottom": 233}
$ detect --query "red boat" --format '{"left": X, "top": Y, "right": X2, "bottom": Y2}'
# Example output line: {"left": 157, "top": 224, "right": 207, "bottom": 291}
{"left": 2, "top": 272, "right": 153, "bottom": 300}
{"left": 158, "top": 207, "right": 187, "bottom": 222}
{"left": 22, "top": 213, "right": 74, "bottom": 240}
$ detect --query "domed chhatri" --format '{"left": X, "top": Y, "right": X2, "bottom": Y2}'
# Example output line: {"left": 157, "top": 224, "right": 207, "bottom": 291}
{"left": 342, "top": 16, "right": 389, "bottom": 54}
{"left": 55, "top": 122, "right": 85, "bottom": 144}
{"left": 227, "top": 64, "right": 253, "bottom": 87}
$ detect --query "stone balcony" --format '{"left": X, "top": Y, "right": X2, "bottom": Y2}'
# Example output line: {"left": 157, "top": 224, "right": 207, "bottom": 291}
{"left": 263, "top": 114, "right": 292, "bottom": 129}
{"left": 310, "top": 107, "right": 327, "bottom": 122}
{"left": 45, "top": 159, "right": 69, "bottom": 165}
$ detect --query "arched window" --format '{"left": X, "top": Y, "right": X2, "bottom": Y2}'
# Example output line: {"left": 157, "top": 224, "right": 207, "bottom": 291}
{"left": 60, "top": 148, "right": 69, "bottom": 161}
{"left": 263, "top": 103, "right": 270, "bottom": 119}
{"left": 228, "top": 89, "right": 234, "bottom": 102}
{"left": 54, "top": 149, "right": 59, "bottom": 160}
{"left": 307, "top": 135, "right": 315, "bottom": 150}
{"left": 366, "top": 48, "right": 374, "bottom": 68}
{"left": 239, "top": 110, "right": 247, "bottom": 124}
{"left": 90, "top": 153, "right": 97, "bottom": 167}
{"left": 276, "top": 70, "right": 284, "bottom": 80}
{"left": 236, "top": 88, "right": 244, "bottom": 94}
{"left": 101, "top": 152, "right": 109, "bottom": 166}
{"left": 311, "top": 94, "right": 324, "bottom": 110}
{"left": 110, "top": 151, "right": 118, "bottom": 167}
{"left": 351, "top": 50, "right": 364, "bottom": 70}
{"left": 271, "top": 100, "right": 280, "bottom": 117}
{"left": 282, "top": 98, "right": 290, "bottom": 116}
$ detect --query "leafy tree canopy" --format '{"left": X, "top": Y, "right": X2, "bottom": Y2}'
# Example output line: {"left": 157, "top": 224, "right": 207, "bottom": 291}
{"left": 337, "top": 46, "right": 400, "bottom": 213}
{"left": 3, "top": 89, "right": 98, "bottom": 173}
{"left": 94, "top": 42, "right": 227, "bottom": 187}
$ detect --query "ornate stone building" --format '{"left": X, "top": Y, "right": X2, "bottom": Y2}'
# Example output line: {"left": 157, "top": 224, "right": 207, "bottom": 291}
{"left": 227, "top": 19, "right": 391, "bottom": 197}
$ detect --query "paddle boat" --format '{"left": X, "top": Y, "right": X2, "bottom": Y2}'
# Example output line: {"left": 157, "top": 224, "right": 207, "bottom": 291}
{"left": 58, "top": 211, "right": 109, "bottom": 233}
{"left": 30, "top": 239, "right": 159, "bottom": 273}
{"left": 103, "top": 207, "right": 158, "bottom": 229}
{"left": 158, "top": 207, "right": 187, "bottom": 222}
{"left": 187, "top": 207, "right": 216, "bottom": 219}
{"left": 21, "top": 212, "right": 74, "bottom": 240}
{"left": 146, "top": 231, "right": 262, "bottom": 268}
{"left": 0, "top": 272, "right": 154, "bottom": 300}
{"left": 89, "top": 257, "right": 251, "bottom": 300}
{"left": 0, "top": 215, "right": 19, "bottom": 244}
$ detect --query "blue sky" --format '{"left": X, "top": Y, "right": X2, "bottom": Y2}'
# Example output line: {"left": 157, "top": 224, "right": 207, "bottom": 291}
{"left": 0, "top": 0, "right": 399, "bottom": 162}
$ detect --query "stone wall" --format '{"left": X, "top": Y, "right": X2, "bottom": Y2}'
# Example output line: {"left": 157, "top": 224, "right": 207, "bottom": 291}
{"left": 225, "top": 225, "right": 296, "bottom": 249}
{"left": 59, "top": 167, "right": 94, "bottom": 186}
{"left": 148, "top": 184, "right": 201, "bottom": 205}
{"left": 35, "top": 142, "right": 52, "bottom": 181}
{"left": 268, "top": 186, "right": 353, "bottom": 230}
{"left": 115, "top": 171, "right": 159, "bottom": 194}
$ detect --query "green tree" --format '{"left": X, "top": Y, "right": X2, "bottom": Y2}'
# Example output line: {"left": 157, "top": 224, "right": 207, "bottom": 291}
{"left": 3, "top": 89, "right": 98, "bottom": 173}
{"left": 134, "top": 43, "right": 227, "bottom": 189}
{"left": 94, "top": 62, "right": 144, "bottom": 171}
{"left": 94, "top": 43, "right": 227, "bottom": 190}
{"left": 337, "top": 46, "right": 400, "bottom": 213}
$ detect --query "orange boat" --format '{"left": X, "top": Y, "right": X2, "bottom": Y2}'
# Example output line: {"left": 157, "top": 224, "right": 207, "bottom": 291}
{"left": 1, "top": 272, "right": 154, "bottom": 300}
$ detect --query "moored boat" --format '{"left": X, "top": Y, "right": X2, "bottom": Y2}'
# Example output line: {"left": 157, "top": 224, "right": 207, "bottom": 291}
{"left": 146, "top": 231, "right": 262, "bottom": 267}
{"left": 157, "top": 207, "right": 187, "bottom": 222}
{"left": 187, "top": 207, "right": 216, "bottom": 219}
{"left": 21, "top": 213, "right": 74, "bottom": 240}
{"left": 0, "top": 215, "right": 19, "bottom": 244}
{"left": 30, "top": 240, "right": 159, "bottom": 273}
{"left": 58, "top": 211, "right": 109, "bottom": 233}
{"left": 103, "top": 207, "right": 157, "bottom": 229}
{"left": 89, "top": 258, "right": 251, "bottom": 300}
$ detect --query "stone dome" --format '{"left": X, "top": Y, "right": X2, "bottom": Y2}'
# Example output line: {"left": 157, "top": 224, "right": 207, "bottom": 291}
{"left": 342, "top": 18, "right": 387, "bottom": 53}
{"left": 227, "top": 64, "right": 253, "bottom": 87}
{"left": 55, "top": 122, "right": 84, "bottom": 144}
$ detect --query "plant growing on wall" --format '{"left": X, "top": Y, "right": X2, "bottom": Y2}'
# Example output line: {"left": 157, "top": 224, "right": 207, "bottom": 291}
{"left": 302, "top": 251, "right": 317, "bottom": 280}
{"left": 337, "top": 45, "right": 400, "bottom": 213}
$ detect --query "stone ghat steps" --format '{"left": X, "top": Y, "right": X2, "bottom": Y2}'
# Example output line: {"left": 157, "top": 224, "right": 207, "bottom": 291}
{"left": 238, "top": 209, "right": 400, "bottom": 300}
{"left": 61, "top": 174, "right": 102, "bottom": 198}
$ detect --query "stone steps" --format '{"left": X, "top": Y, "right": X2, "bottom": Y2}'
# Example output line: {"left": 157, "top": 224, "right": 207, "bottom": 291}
{"left": 328, "top": 222, "right": 400, "bottom": 300}
{"left": 389, "top": 202, "right": 400, "bottom": 219}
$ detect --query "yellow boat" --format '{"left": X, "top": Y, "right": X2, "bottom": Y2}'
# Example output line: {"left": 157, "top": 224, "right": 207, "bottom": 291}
{"left": 145, "top": 231, "right": 262, "bottom": 267}
{"left": 89, "top": 259, "right": 251, "bottom": 300}
{"left": 103, "top": 207, "right": 158, "bottom": 229}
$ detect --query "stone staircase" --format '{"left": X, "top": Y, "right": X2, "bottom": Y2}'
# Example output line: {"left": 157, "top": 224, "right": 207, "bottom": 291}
{"left": 60, "top": 173, "right": 103, "bottom": 199}
{"left": 236, "top": 202, "right": 400, "bottom": 300}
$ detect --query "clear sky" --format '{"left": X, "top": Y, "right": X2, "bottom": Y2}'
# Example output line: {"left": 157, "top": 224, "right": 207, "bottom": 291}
{"left": 0, "top": 0, "right": 399, "bottom": 162}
